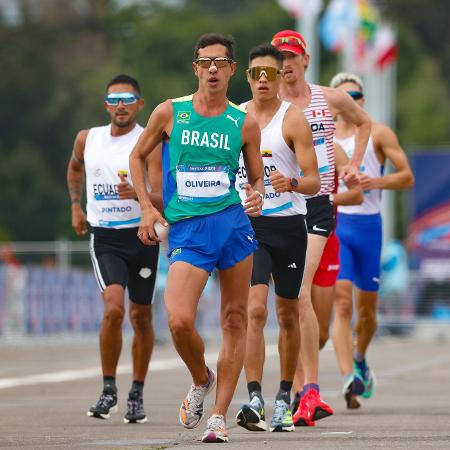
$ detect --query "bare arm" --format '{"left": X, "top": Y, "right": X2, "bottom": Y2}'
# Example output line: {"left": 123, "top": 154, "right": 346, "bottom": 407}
{"left": 130, "top": 100, "right": 171, "bottom": 211}
{"left": 116, "top": 144, "right": 163, "bottom": 212}
{"left": 146, "top": 143, "right": 164, "bottom": 213}
{"left": 326, "top": 87, "right": 371, "bottom": 177}
{"left": 333, "top": 142, "right": 363, "bottom": 206}
{"left": 129, "top": 101, "right": 172, "bottom": 244}
{"left": 362, "top": 123, "right": 415, "bottom": 191}
{"left": 269, "top": 106, "right": 320, "bottom": 195}
{"left": 241, "top": 112, "right": 265, "bottom": 216}
{"left": 67, "top": 130, "right": 88, "bottom": 236}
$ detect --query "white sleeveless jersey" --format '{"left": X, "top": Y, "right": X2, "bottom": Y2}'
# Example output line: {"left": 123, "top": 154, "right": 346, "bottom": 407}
{"left": 236, "top": 101, "right": 306, "bottom": 216}
{"left": 302, "top": 84, "right": 336, "bottom": 197}
{"left": 85, "top": 124, "right": 144, "bottom": 228}
{"left": 336, "top": 135, "right": 383, "bottom": 215}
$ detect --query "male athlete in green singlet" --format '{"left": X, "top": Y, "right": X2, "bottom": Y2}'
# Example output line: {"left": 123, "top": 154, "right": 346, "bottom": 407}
{"left": 129, "top": 33, "right": 264, "bottom": 443}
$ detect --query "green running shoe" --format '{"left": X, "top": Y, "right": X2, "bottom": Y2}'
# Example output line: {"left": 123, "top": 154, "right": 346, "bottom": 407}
{"left": 353, "top": 360, "right": 376, "bottom": 399}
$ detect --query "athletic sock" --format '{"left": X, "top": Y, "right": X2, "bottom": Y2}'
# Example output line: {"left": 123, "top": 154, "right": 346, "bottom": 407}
{"left": 103, "top": 376, "right": 117, "bottom": 393}
{"left": 303, "top": 383, "right": 320, "bottom": 395}
{"left": 130, "top": 380, "right": 144, "bottom": 396}
{"left": 353, "top": 350, "right": 365, "bottom": 363}
{"left": 247, "top": 381, "right": 262, "bottom": 399}
{"left": 276, "top": 380, "right": 293, "bottom": 404}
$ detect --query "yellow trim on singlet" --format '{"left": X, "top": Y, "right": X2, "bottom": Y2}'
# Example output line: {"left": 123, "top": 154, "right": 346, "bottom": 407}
{"left": 172, "top": 94, "right": 194, "bottom": 103}
{"left": 228, "top": 100, "right": 247, "bottom": 114}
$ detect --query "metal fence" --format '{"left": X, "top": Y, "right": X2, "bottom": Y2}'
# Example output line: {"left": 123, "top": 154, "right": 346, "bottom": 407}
{"left": 1, "top": 241, "right": 449, "bottom": 344}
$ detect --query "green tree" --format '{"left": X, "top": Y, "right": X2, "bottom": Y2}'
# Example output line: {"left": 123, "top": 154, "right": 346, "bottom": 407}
{"left": 1, "top": 0, "right": 448, "bottom": 241}
{"left": 0, "top": 143, "right": 66, "bottom": 240}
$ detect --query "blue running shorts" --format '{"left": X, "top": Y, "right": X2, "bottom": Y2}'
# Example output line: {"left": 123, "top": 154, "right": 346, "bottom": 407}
{"left": 167, "top": 204, "right": 258, "bottom": 272}
{"left": 336, "top": 212, "right": 382, "bottom": 292}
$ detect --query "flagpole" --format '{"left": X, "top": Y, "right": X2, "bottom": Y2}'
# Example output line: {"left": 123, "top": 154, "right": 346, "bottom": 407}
{"left": 380, "top": 62, "right": 397, "bottom": 245}
{"left": 296, "top": 1, "right": 322, "bottom": 83}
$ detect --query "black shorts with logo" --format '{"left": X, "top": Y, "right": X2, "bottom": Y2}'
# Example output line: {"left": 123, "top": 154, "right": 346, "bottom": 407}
{"left": 250, "top": 214, "right": 308, "bottom": 300}
{"left": 305, "top": 195, "right": 335, "bottom": 237}
{"left": 90, "top": 227, "right": 159, "bottom": 305}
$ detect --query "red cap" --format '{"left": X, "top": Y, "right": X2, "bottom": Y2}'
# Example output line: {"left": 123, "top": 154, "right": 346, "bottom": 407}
{"left": 271, "top": 30, "right": 306, "bottom": 55}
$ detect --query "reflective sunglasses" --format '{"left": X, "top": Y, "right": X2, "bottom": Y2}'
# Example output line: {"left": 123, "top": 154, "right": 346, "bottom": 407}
{"left": 271, "top": 36, "right": 306, "bottom": 52}
{"left": 247, "top": 66, "right": 280, "bottom": 81}
{"left": 195, "top": 57, "right": 234, "bottom": 68}
{"left": 347, "top": 90, "right": 364, "bottom": 101}
{"left": 105, "top": 92, "right": 140, "bottom": 106}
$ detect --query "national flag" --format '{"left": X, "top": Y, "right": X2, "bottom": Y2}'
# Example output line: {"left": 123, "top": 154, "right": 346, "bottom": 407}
{"left": 312, "top": 109, "right": 327, "bottom": 118}
{"left": 352, "top": 0, "right": 379, "bottom": 70}
{"left": 320, "top": 0, "right": 396, "bottom": 73}
{"left": 319, "top": 0, "right": 359, "bottom": 52}
{"left": 372, "top": 24, "right": 398, "bottom": 70}
{"left": 356, "top": 0, "right": 378, "bottom": 45}
{"left": 261, "top": 150, "right": 273, "bottom": 157}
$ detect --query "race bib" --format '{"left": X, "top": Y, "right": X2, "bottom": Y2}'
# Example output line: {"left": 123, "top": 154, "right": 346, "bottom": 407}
{"left": 314, "top": 137, "right": 330, "bottom": 174}
{"left": 261, "top": 177, "right": 293, "bottom": 215}
{"left": 176, "top": 165, "right": 230, "bottom": 203}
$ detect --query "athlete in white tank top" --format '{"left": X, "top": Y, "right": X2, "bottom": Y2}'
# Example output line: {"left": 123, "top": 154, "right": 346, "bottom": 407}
{"left": 235, "top": 45, "right": 320, "bottom": 434}
{"left": 67, "top": 75, "right": 164, "bottom": 426}
{"left": 330, "top": 71, "right": 415, "bottom": 410}
{"left": 237, "top": 100, "right": 306, "bottom": 216}
{"left": 336, "top": 136, "right": 383, "bottom": 215}
{"left": 85, "top": 124, "right": 144, "bottom": 228}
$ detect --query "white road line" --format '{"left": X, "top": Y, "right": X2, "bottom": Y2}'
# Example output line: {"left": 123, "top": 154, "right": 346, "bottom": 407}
{"left": 1, "top": 344, "right": 448, "bottom": 392}
{"left": 321, "top": 431, "right": 353, "bottom": 435}
{"left": 0, "top": 345, "right": 280, "bottom": 390}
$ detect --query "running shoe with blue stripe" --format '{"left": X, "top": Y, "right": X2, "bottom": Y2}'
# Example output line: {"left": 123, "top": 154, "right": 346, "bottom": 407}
{"left": 270, "top": 399, "right": 295, "bottom": 432}
{"left": 179, "top": 367, "right": 216, "bottom": 429}
{"left": 353, "top": 360, "right": 376, "bottom": 399}
{"left": 236, "top": 392, "right": 267, "bottom": 431}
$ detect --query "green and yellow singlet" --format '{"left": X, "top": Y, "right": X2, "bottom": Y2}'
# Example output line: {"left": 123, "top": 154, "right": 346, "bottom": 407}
{"left": 162, "top": 95, "right": 247, "bottom": 224}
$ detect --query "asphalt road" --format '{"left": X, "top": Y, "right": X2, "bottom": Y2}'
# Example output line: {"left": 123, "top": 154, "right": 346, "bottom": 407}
{"left": 1, "top": 334, "right": 449, "bottom": 449}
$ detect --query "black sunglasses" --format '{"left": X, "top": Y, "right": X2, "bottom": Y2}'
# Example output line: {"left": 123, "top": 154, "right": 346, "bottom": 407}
{"left": 347, "top": 90, "right": 364, "bottom": 101}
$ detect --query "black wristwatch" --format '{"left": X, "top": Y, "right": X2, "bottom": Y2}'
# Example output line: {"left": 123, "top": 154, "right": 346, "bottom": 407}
{"left": 289, "top": 177, "right": 299, "bottom": 191}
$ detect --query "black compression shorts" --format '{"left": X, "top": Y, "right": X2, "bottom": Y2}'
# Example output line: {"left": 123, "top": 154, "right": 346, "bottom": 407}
{"left": 250, "top": 214, "right": 307, "bottom": 299}
{"left": 90, "top": 227, "right": 159, "bottom": 305}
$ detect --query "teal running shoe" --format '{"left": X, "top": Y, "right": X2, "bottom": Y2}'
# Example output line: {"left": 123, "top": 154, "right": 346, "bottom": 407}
{"left": 353, "top": 360, "right": 376, "bottom": 399}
